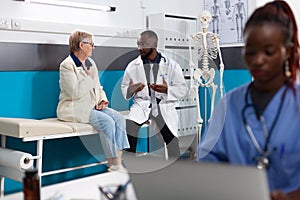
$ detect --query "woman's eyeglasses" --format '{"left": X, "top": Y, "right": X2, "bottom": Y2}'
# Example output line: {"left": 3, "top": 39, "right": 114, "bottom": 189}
{"left": 82, "top": 41, "right": 95, "bottom": 47}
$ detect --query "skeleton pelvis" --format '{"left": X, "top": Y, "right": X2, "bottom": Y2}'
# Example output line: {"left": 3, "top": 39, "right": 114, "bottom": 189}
{"left": 193, "top": 68, "right": 215, "bottom": 85}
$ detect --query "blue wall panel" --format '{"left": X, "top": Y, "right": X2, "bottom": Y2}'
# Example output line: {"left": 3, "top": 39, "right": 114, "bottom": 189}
{"left": 0, "top": 70, "right": 124, "bottom": 194}
{"left": 0, "top": 71, "right": 59, "bottom": 119}
{"left": 223, "top": 70, "right": 252, "bottom": 92}
{"left": 199, "top": 69, "right": 252, "bottom": 135}
{"left": 0, "top": 69, "right": 251, "bottom": 194}
{"left": 99, "top": 70, "right": 131, "bottom": 111}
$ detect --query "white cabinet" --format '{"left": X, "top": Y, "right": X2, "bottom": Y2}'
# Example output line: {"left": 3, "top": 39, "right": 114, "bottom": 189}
{"left": 147, "top": 13, "right": 197, "bottom": 49}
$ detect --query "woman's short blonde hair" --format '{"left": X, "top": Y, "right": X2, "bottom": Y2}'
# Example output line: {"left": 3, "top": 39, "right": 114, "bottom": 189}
{"left": 69, "top": 30, "right": 93, "bottom": 53}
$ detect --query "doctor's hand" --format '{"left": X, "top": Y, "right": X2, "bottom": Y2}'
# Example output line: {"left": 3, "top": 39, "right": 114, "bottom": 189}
{"left": 149, "top": 78, "right": 168, "bottom": 94}
{"left": 95, "top": 100, "right": 109, "bottom": 110}
{"left": 128, "top": 79, "right": 145, "bottom": 93}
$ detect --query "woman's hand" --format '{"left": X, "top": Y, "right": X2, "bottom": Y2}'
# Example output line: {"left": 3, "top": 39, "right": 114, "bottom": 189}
{"left": 95, "top": 100, "right": 109, "bottom": 110}
{"left": 271, "top": 188, "right": 300, "bottom": 200}
{"left": 83, "top": 65, "right": 95, "bottom": 79}
{"left": 271, "top": 190, "right": 290, "bottom": 200}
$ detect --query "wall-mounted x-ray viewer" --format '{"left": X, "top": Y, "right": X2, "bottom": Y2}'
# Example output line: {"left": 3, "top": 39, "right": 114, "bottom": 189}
{"left": 17, "top": 0, "right": 116, "bottom": 12}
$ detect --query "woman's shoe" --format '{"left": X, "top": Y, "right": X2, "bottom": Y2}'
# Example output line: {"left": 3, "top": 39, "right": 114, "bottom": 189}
{"left": 107, "top": 165, "right": 128, "bottom": 173}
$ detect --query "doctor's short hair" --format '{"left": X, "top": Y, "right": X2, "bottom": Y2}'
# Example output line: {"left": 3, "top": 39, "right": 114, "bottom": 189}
{"left": 69, "top": 29, "right": 93, "bottom": 53}
{"left": 140, "top": 30, "right": 158, "bottom": 45}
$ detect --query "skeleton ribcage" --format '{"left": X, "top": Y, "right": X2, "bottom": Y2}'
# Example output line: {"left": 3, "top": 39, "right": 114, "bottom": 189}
{"left": 193, "top": 32, "right": 218, "bottom": 64}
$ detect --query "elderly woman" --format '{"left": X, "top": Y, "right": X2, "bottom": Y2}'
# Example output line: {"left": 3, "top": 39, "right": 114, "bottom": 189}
{"left": 57, "top": 30, "right": 129, "bottom": 172}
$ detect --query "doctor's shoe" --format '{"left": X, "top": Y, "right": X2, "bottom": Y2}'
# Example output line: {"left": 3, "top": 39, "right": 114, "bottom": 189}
{"left": 107, "top": 164, "right": 128, "bottom": 173}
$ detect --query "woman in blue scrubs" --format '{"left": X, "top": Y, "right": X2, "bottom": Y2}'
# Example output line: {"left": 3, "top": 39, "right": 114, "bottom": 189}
{"left": 198, "top": 1, "right": 300, "bottom": 199}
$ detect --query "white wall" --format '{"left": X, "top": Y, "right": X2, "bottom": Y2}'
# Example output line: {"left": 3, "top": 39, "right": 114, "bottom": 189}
{"left": 0, "top": 0, "right": 299, "bottom": 45}
{"left": 0, "top": 0, "right": 202, "bottom": 45}
{"left": 0, "top": 0, "right": 202, "bottom": 28}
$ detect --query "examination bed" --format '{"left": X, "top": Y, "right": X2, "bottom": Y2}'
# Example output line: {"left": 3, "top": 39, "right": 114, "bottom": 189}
{"left": 0, "top": 117, "right": 105, "bottom": 197}
{"left": 0, "top": 111, "right": 165, "bottom": 197}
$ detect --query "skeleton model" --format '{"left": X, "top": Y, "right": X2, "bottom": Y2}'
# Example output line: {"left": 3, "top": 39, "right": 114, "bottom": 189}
{"left": 189, "top": 10, "right": 224, "bottom": 125}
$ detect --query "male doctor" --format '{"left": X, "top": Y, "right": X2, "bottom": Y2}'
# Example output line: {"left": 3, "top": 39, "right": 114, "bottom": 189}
{"left": 121, "top": 30, "right": 188, "bottom": 158}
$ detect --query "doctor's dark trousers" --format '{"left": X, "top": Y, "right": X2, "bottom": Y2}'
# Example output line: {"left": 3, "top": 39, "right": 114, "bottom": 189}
{"left": 125, "top": 108, "right": 180, "bottom": 158}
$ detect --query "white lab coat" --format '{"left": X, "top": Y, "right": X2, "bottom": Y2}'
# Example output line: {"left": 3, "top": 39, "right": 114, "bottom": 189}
{"left": 121, "top": 54, "right": 188, "bottom": 137}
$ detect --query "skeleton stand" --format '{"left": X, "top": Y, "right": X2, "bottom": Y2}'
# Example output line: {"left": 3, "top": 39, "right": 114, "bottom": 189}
{"left": 189, "top": 11, "right": 225, "bottom": 142}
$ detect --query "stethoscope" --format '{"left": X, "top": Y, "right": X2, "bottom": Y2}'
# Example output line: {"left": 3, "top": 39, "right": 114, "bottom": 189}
{"left": 241, "top": 82, "right": 286, "bottom": 170}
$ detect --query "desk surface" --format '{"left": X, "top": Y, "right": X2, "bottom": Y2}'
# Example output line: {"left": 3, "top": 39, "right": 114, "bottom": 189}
{"left": 3, "top": 171, "right": 137, "bottom": 200}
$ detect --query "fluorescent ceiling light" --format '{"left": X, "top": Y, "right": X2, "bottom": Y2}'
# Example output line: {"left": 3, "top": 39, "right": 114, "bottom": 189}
{"left": 24, "top": 0, "right": 116, "bottom": 12}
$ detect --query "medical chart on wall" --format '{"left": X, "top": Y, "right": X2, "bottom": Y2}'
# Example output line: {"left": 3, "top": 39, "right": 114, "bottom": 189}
{"left": 204, "top": 0, "right": 249, "bottom": 44}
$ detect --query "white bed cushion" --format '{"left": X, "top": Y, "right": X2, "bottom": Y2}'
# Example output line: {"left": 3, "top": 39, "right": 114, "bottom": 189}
{"left": 42, "top": 118, "right": 98, "bottom": 133}
{"left": 0, "top": 118, "right": 73, "bottom": 138}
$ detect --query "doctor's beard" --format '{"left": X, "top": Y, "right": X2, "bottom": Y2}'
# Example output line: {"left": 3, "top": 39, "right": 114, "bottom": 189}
{"left": 141, "top": 48, "right": 153, "bottom": 60}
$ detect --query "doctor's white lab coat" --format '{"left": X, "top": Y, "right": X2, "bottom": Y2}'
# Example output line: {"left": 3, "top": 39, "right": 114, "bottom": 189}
{"left": 121, "top": 54, "right": 188, "bottom": 138}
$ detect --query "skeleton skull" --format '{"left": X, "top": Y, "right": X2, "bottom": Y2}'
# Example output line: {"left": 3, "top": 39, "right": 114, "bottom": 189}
{"left": 199, "top": 10, "right": 212, "bottom": 29}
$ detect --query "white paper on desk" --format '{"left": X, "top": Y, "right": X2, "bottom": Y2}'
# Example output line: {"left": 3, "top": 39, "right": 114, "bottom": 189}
{"left": 0, "top": 147, "right": 34, "bottom": 170}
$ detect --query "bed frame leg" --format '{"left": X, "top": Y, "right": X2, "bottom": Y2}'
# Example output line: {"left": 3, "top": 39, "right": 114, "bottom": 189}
{"left": 36, "top": 139, "right": 43, "bottom": 188}
{"left": 0, "top": 135, "right": 6, "bottom": 197}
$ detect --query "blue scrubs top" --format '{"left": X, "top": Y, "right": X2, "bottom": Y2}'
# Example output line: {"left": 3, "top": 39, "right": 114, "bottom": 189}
{"left": 198, "top": 82, "right": 300, "bottom": 193}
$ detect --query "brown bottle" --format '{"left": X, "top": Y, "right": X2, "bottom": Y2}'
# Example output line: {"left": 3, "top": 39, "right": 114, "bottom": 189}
{"left": 23, "top": 169, "right": 41, "bottom": 200}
